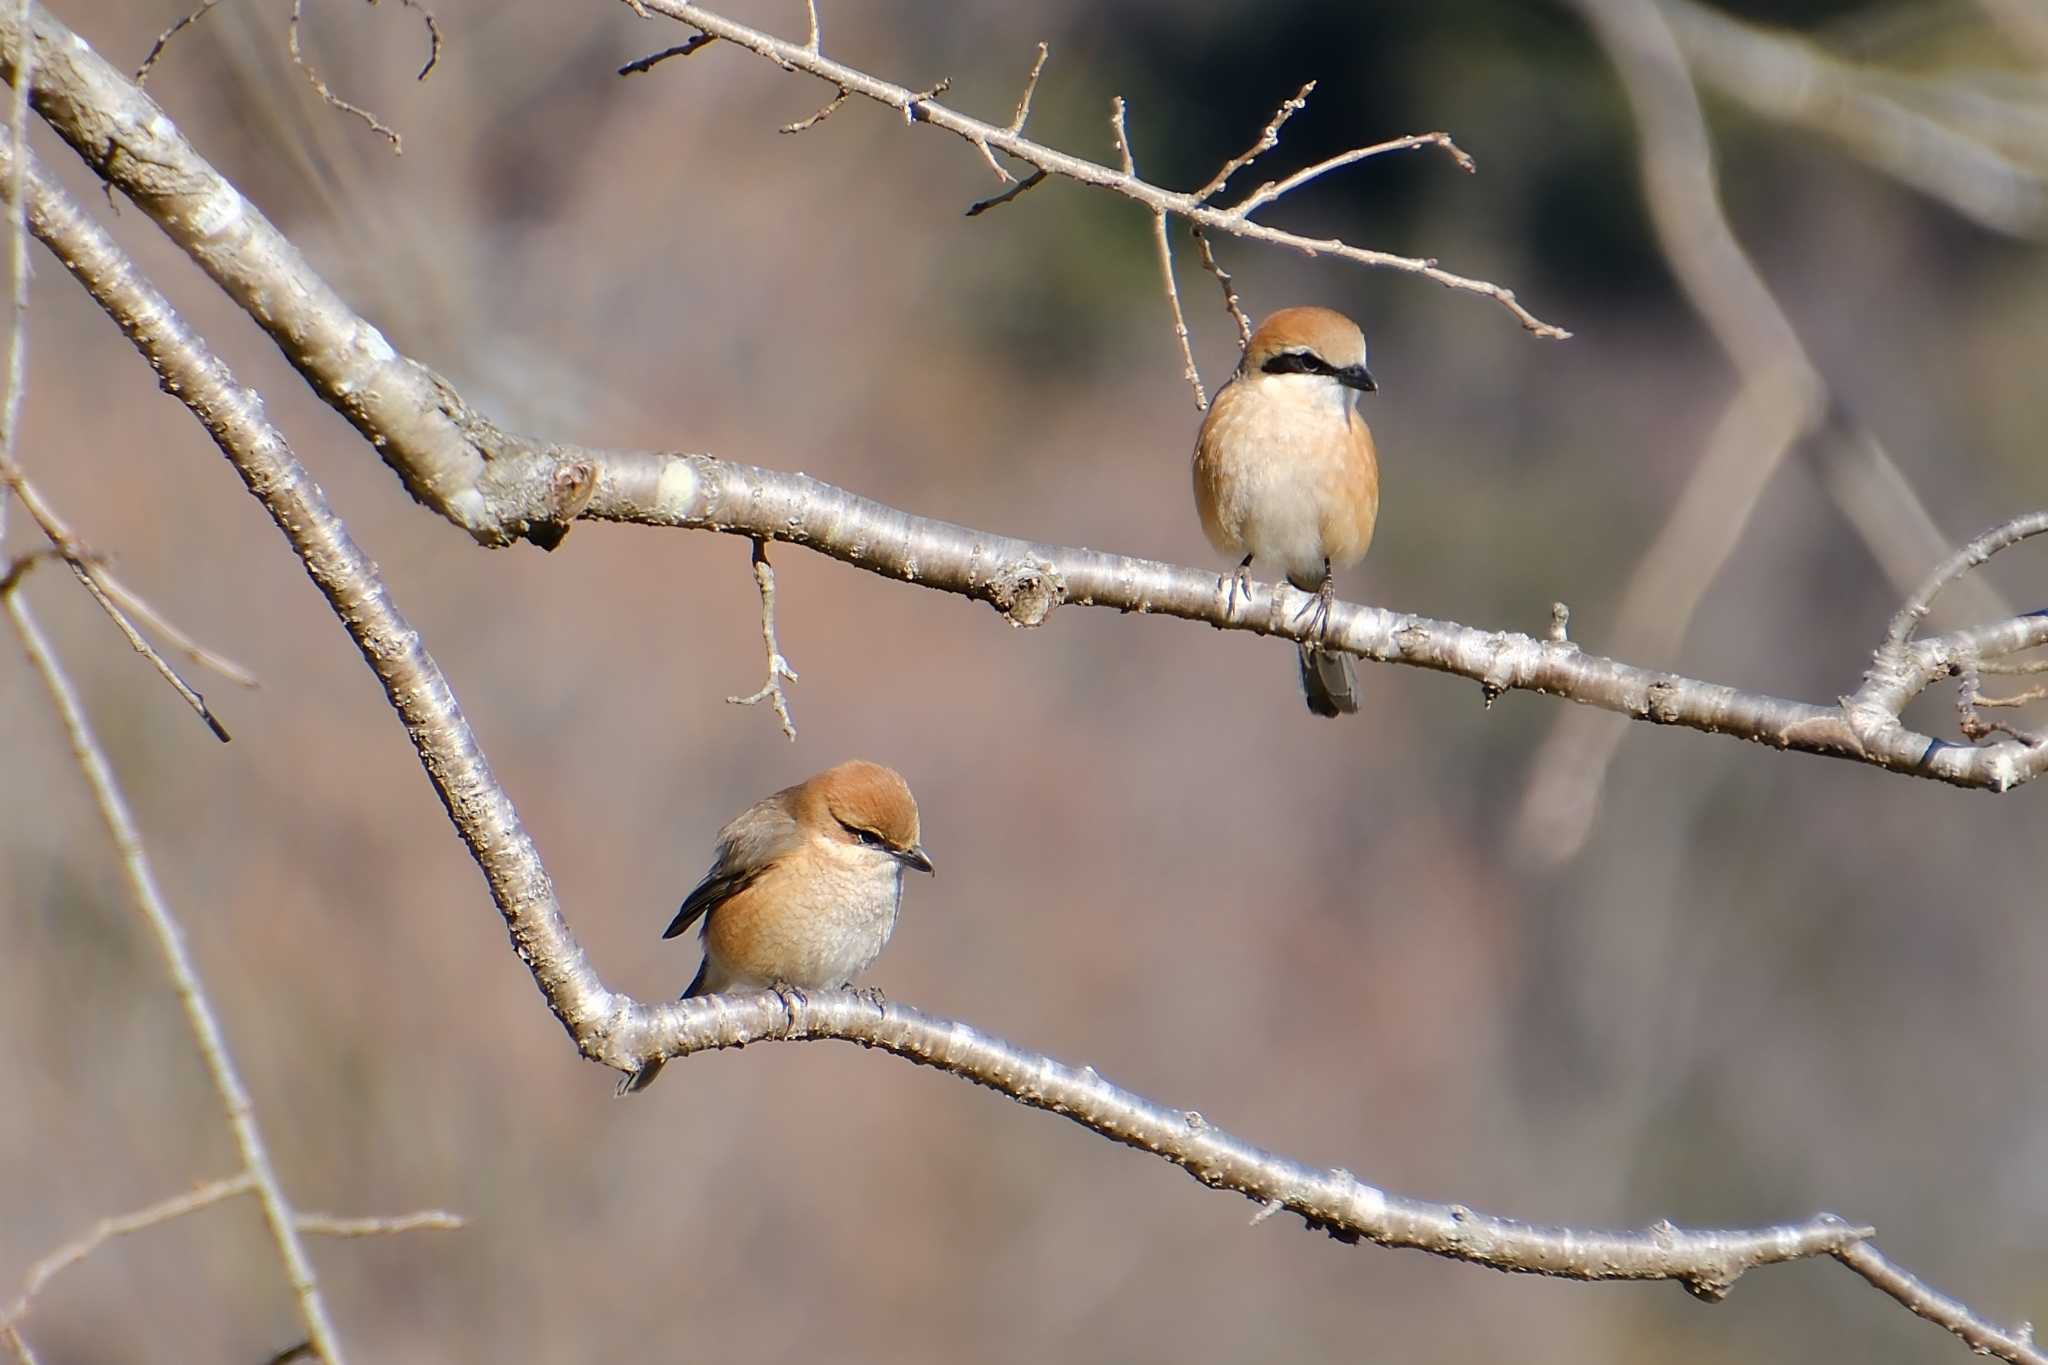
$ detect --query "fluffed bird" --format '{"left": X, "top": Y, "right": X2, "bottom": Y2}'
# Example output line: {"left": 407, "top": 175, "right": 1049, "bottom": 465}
{"left": 1192, "top": 305, "right": 1380, "bottom": 717}
{"left": 618, "top": 759, "right": 933, "bottom": 1095}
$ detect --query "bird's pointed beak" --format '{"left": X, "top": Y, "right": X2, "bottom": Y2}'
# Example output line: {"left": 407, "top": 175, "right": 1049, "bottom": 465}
{"left": 898, "top": 843, "right": 935, "bottom": 875}
{"left": 1338, "top": 364, "right": 1376, "bottom": 393}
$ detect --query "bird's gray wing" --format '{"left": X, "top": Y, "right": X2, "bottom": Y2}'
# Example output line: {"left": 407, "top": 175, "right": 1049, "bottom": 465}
{"left": 659, "top": 798, "right": 800, "bottom": 939}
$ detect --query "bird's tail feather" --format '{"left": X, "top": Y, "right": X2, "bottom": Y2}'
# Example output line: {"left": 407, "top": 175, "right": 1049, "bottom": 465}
{"left": 615, "top": 958, "right": 715, "bottom": 1096}
{"left": 1298, "top": 643, "right": 1359, "bottom": 717}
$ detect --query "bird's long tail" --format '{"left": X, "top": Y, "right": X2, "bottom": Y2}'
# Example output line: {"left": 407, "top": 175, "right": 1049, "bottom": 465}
{"left": 1298, "top": 643, "right": 1360, "bottom": 717}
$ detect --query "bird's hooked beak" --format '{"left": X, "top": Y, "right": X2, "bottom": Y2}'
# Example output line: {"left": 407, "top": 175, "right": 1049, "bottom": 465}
{"left": 1336, "top": 364, "right": 1376, "bottom": 393}
{"left": 897, "top": 843, "right": 935, "bottom": 875}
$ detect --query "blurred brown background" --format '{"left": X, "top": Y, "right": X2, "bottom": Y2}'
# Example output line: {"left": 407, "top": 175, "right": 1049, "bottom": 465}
{"left": 4, "top": 1, "right": 2047, "bottom": 1361}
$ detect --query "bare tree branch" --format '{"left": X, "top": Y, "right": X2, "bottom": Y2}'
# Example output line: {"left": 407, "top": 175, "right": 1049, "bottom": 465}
{"left": 1, "top": 458, "right": 246, "bottom": 738}
{"left": 1, "top": 1172, "right": 460, "bottom": 1334}
{"left": 631, "top": 3, "right": 1568, "bottom": 337}
{"left": 2, "top": 590, "right": 349, "bottom": 1365}
{"left": 1111, "top": 96, "right": 1206, "bottom": 410}
{"left": 6, "top": 6, "right": 2038, "bottom": 794}
{"left": 287, "top": 0, "right": 403, "bottom": 152}
{"left": 11, "top": 57, "right": 2046, "bottom": 1362}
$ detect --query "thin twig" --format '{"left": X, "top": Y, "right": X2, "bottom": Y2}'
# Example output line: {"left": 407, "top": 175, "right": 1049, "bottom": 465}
{"left": 3, "top": 1176, "right": 252, "bottom": 1329}
{"left": 1886, "top": 510, "right": 2048, "bottom": 647}
{"left": 725, "top": 538, "right": 798, "bottom": 740}
{"left": 1233, "top": 130, "right": 1475, "bottom": 217}
{"left": 288, "top": 0, "right": 403, "bottom": 153}
{"left": 66, "top": 559, "right": 232, "bottom": 740}
{"left": 1114, "top": 99, "right": 1205, "bottom": 409}
{"left": 0, "top": 461, "right": 249, "bottom": 737}
{"left": 4, "top": 596, "right": 348, "bottom": 1364}
{"left": 1006, "top": 41, "right": 1049, "bottom": 135}
{"left": 0, "top": 1326, "right": 38, "bottom": 1365}
{"left": 0, "top": 0, "right": 27, "bottom": 552}
{"left": 134, "top": 0, "right": 224, "bottom": 85}
{"left": 296, "top": 1208, "right": 464, "bottom": 1237}
{"left": 799, "top": 0, "right": 819, "bottom": 53}
{"left": 1977, "top": 655, "right": 2048, "bottom": 676}
{"left": 618, "top": 34, "right": 715, "bottom": 76}
{"left": 1190, "top": 224, "right": 1252, "bottom": 349}
{"left": 1, "top": 1173, "right": 462, "bottom": 1332}
{"left": 628, "top": 4, "right": 1563, "bottom": 335}
{"left": 396, "top": 0, "right": 441, "bottom": 81}
{"left": 1838, "top": 1241, "right": 2048, "bottom": 1365}
{"left": 96, "top": 571, "right": 260, "bottom": 686}
{"left": 902, "top": 75, "right": 950, "bottom": 125}
{"left": 964, "top": 168, "right": 1046, "bottom": 217}
{"left": 1972, "top": 684, "right": 2048, "bottom": 709}
{"left": 780, "top": 86, "right": 847, "bottom": 134}
{"left": 1192, "top": 80, "right": 1316, "bottom": 205}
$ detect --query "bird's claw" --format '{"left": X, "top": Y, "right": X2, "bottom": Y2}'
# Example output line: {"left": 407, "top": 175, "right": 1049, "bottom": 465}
{"left": 855, "top": 985, "right": 888, "bottom": 1014}
{"left": 1291, "top": 566, "right": 1338, "bottom": 644}
{"left": 770, "top": 980, "right": 809, "bottom": 1023}
{"left": 1223, "top": 557, "right": 1255, "bottom": 621}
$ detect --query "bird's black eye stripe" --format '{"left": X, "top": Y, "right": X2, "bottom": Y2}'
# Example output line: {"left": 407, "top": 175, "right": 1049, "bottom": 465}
{"left": 839, "top": 820, "right": 887, "bottom": 848}
{"left": 1261, "top": 350, "right": 1333, "bottom": 378}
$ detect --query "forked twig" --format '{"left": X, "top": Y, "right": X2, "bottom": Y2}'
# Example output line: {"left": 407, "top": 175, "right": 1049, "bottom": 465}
{"left": 1, "top": 1173, "right": 460, "bottom": 1333}
{"left": 6, "top": 596, "right": 347, "bottom": 1362}
{"left": 0, "top": 462, "right": 253, "bottom": 739}
{"left": 627, "top": 4, "right": 1567, "bottom": 336}
{"left": 726, "top": 537, "right": 799, "bottom": 740}
{"left": 288, "top": 0, "right": 403, "bottom": 152}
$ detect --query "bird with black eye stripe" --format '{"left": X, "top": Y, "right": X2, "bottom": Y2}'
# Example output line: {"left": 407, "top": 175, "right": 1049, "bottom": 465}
{"left": 1192, "top": 306, "right": 1380, "bottom": 717}
{"left": 618, "top": 760, "right": 933, "bottom": 1094}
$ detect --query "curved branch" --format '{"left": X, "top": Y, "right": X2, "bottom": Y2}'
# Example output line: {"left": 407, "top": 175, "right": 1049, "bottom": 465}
{"left": 15, "top": 87, "right": 2046, "bottom": 1365}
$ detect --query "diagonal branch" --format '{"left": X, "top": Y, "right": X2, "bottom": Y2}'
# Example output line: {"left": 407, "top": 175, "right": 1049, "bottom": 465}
{"left": 14, "top": 94, "right": 2047, "bottom": 1365}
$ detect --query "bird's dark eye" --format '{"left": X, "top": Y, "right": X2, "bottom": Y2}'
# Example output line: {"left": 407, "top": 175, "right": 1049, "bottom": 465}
{"left": 841, "top": 822, "right": 887, "bottom": 849}
{"left": 1261, "top": 350, "right": 1331, "bottom": 378}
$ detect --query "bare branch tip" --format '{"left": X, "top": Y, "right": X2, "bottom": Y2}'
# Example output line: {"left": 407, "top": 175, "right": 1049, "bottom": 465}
{"left": 619, "top": 35, "right": 715, "bottom": 77}
{"left": 965, "top": 168, "right": 1047, "bottom": 217}
{"left": 287, "top": 0, "right": 404, "bottom": 152}
{"left": 781, "top": 87, "right": 848, "bottom": 134}
{"left": 1006, "top": 41, "right": 1050, "bottom": 136}
{"left": 134, "top": 0, "right": 223, "bottom": 86}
